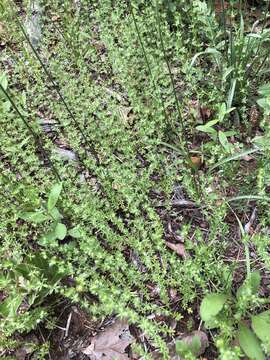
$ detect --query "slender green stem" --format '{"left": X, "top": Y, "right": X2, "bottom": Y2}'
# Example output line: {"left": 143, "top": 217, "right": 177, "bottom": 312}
{"left": 244, "top": 242, "right": 251, "bottom": 278}
{"left": 0, "top": 83, "right": 61, "bottom": 181}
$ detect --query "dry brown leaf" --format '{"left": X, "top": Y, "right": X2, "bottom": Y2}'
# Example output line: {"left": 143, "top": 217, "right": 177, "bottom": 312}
{"left": 52, "top": 15, "right": 60, "bottom": 22}
{"left": 200, "top": 107, "right": 212, "bottom": 121}
{"left": 118, "top": 106, "right": 132, "bottom": 124}
{"left": 82, "top": 319, "right": 134, "bottom": 360}
{"left": 166, "top": 242, "right": 186, "bottom": 258}
{"left": 242, "top": 155, "right": 254, "bottom": 161}
{"left": 215, "top": 1, "right": 229, "bottom": 14}
{"left": 190, "top": 156, "right": 202, "bottom": 167}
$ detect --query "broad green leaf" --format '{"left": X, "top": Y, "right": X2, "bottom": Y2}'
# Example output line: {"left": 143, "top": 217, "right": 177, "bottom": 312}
{"left": 209, "top": 148, "right": 259, "bottom": 172}
{"left": 190, "top": 48, "right": 221, "bottom": 68}
{"left": 252, "top": 135, "right": 270, "bottom": 150}
{"left": 238, "top": 324, "right": 265, "bottom": 360}
{"left": 237, "top": 271, "right": 261, "bottom": 299}
{"left": 218, "top": 131, "right": 230, "bottom": 152}
{"left": 47, "top": 183, "right": 62, "bottom": 212}
{"left": 20, "top": 211, "right": 48, "bottom": 223}
{"left": 196, "top": 119, "right": 219, "bottom": 137}
{"left": 0, "top": 274, "right": 10, "bottom": 290}
{"left": 196, "top": 125, "right": 217, "bottom": 136}
{"left": 252, "top": 310, "right": 270, "bottom": 343}
{"left": 258, "top": 83, "right": 270, "bottom": 97}
{"left": 0, "top": 294, "right": 23, "bottom": 318}
{"left": 38, "top": 231, "right": 57, "bottom": 247}
{"left": 202, "top": 118, "right": 219, "bottom": 128}
{"left": 250, "top": 271, "right": 261, "bottom": 294}
{"left": 257, "top": 98, "right": 270, "bottom": 113}
{"left": 68, "top": 227, "right": 82, "bottom": 238}
{"left": 175, "top": 340, "right": 189, "bottom": 356}
{"left": 55, "top": 223, "right": 67, "bottom": 240}
{"left": 49, "top": 207, "right": 63, "bottom": 221}
{"left": 222, "top": 66, "right": 234, "bottom": 82}
{"left": 200, "top": 293, "right": 227, "bottom": 322}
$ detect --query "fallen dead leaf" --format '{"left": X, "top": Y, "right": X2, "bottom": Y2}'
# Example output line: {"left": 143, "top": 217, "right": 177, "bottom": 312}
{"left": 82, "top": 319, "right": 134, "bottom": 360}
{"left": 166, "top": 242, "right": 186, "bottom": 258}
{"left": 200, "top": 107, "right": 212, "bottom": 121}
{"left": 215, "top": 199, "right": 223, "bottom": 206}
{"left": 190, "top": 156, "right": 202, "bottom": 167}
{"left": 242, "top": 155, "right": 254, "bottom": 161}
{"left": 215, "top": 0, "right": 229, "bottom": 14}
{"left": 118, "top": 106, "right": 132, "bottom": 125}
{"left": 52, "top": 15, "right": 60, "bottom": 22}
{"left": 169, "top": 288, "right": 178, "bottom": 301}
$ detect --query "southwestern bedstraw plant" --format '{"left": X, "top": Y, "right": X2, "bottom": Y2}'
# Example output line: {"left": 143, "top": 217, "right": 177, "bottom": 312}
{"left": 1, "top": 0, "right": 270, "bottom": 358}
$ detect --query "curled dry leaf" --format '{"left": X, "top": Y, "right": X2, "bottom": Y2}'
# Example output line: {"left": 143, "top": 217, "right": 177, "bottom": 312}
{"left": 190, "top": 156, "right": 202, "bottom": 167}
{"left": 52, "top": 15, "right": 60, "bottom": 22}
{"left": 215, "top": 0, "right": 229, "bottom": 14}
{"left": 82, "top": 319, "right": 134, "bottom": 360}
{"left": 166, "top": 242, "right": 187, "bottom": 258}
{"left": 200, "top": 107, "right": 212, "bottom": 121}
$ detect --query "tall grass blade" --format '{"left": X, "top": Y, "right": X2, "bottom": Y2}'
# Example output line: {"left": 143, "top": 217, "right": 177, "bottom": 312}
{"left": 227, "top": 78, "right": 236, "bottom": 109}
{"left": 209, "top": 148, "right": 259, "bottom": 172}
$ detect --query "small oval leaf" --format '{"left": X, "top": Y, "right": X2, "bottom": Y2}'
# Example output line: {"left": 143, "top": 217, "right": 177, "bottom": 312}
{"left": 200, "top": 293, "right": 227, "bottom": 322}
{"left": 68, "top": 227, "right": 82, "bottom": 238}
{"left": 55, "top": 223, "right": 67, "bottom": 240}
{"left": 250, "top": 271, "right": 261, "bottom": 294}
{"left": 238, "top": 324, "right": 265, "bottom": 360}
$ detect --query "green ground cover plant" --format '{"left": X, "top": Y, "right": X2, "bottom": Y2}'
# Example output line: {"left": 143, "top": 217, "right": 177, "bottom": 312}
{"left": 1, "top": 0, "right": 270, "bottom": 358}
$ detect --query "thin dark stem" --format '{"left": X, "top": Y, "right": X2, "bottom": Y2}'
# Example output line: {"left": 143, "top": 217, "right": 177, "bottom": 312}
{"left": 244, "top": 0, "right": 270, "bottom": 79}
{"left": 129, "top": 2, "right": 175, "bottom": 134}
{"left": 254, "top": 49, "right": 270, "bottom": 77}
{"left": 221, "top": 0, "right": 228, "bottom": 61}
{"left": 0, "top": 83, "right": 61, "bottom": 181}
{"left": 13, "top": 6, "right": 99, "bottom": 164}
{"left": 154, "top": 0, "right": 188, "bottom": 157}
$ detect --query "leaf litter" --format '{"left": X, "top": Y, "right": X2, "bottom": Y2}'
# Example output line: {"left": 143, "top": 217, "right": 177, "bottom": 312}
{"left": 82, "top": 319, "right": 134, "bottom": 360}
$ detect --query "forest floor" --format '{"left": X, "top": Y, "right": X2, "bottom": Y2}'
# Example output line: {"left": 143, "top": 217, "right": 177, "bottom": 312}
{"left": 1, "top": 1, "right": 270, "bottom": 359}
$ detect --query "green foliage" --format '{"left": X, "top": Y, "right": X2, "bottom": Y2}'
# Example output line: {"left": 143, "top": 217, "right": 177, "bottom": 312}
{"left": 1, "top": 0, "right": 270, "bottom": 358}
{"left": 200, "top": 293, "right": 227, "bottom": 324}
{"left": 176, "top": 335, "right": 201, "bottom": 359}
{"left": 200, "top": 269, "right": 270, "bottom": 358}
{"left": 238, "top": 324, "right": 265, "bottom": 360}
